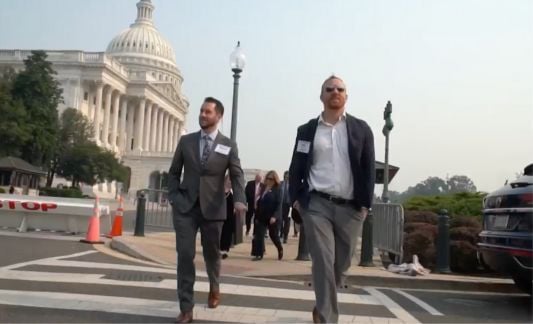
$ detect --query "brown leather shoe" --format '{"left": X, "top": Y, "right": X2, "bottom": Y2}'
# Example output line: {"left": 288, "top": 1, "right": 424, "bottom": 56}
{"left": 175, "top": 310, "right": 193, "bottom": 323}
{"left": 207, "top": 290, "right": 221, "bottom": 309}
{"left": 312, "top": 306, "right": 321, "bottom": 324}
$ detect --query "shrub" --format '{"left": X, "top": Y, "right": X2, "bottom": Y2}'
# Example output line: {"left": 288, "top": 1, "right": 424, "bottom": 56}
{"left": 404, "top": 222, "right": 438, "bottom": 237}
{"left": 450, "top": 226, "right": 480, "bottom": 246}
{"left": 450, "top": 240, "right": 479, "bottom": 272}
{"left": 404, "top": 192, "right": 485, "bottom": 217}
{"left": 403, "top": 229, "right": 436, "bottom": 269}
{"left": 404, "top": 210, "right": 438, "bottom": 225}
{"left": 39, "top": 187, "right": 84, "bottom": 198}
{"left": 450, "top": 216, "right": 481, "bottom": 230}
{"left": 0, "top": 188, "right": 5, "bottom": 194}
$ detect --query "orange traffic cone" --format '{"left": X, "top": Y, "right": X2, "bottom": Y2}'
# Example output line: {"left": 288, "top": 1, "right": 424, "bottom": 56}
{"left": 80, "top": 196, "right": 104, "bottom": 244}
{"left": 107, "top": 196, "right": 124, "bottom": 238}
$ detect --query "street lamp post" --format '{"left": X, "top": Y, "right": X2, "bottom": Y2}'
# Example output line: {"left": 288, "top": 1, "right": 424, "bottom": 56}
{"left": 229, "top": 41, "right": 246, "bottom": 142}
{"left": 382, "top": 101, "right": 394, "bottom": 203}
{"left": 229, "top": 41, "right": 246, "bottom": 245}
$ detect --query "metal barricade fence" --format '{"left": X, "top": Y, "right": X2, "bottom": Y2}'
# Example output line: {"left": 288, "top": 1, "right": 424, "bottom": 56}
{"left": 371, "top": 203, "right": 404, "bottom": 262}
{"left": 137, "top": 188, "right": 173, "bottom": 229}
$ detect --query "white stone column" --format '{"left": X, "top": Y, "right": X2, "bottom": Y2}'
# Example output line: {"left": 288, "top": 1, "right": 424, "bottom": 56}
{"left": 167, "top": 118, "right": 174, "bottom": 152}
{"left": 156, "top": 109, "right": 164, "bottom": 152}
{"left": 102, "top": 86, "right": 112, "bottom": 147}
{"left": 133, "top": 98, "right": 146, "bottom": 152}
{"left": 119, "top": 97, "right": 128, "bottom": 153}
{"left": 110, "top": 91, "right": 120, "bottom": 150}
{"left": 126, "top": 104, "right": 135, "bottom": 152}
{"left": 174, "top": 121, "right": 181, "bottom": 149}
{"left": 87, "top": 89, "right": 93, "bottom": 121}
{"left": 143, "top": 101, "right": 153, "bottom": 151}
{"left": 162, "top": 112, "right": 169, "bottom": 152}
{"left": 93, "top": 82, "right": 104, "bottom": 143}
{"left": 150, "top": 105, "right": 159, "bottom": 151}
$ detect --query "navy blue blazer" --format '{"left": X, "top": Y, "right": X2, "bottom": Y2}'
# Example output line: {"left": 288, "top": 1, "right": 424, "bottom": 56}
{"left": 256, "top": 187, "right": 281, "bottom": 224}
{"left": 288, "top": 113, "right": 375, "bottom": 210}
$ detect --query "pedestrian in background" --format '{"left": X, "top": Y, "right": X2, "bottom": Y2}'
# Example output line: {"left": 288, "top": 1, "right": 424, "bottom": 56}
{"left": 289, "top": 75, "right": 375, "bottom": 323}
{"left": 279, "top": 170, "right": 291, "bottom": 243}
{"left": 168, "top": 97, "right": 247, "bottom": 323}
{"left": 251, "top": 170, "right": 283, "bottom": 261}
{"left": 244, "top": 172, "right": 264, "bottom": 236}
{"left": 220, "top": 175, "right": 235, "bottom": 259}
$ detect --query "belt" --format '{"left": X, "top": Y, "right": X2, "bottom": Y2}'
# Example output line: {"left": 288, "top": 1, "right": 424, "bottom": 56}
{"left": 311, "top": 190, "right": 354, "bottom": 205}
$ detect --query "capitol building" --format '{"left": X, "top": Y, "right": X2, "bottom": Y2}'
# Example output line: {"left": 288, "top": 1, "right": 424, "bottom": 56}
{"left": 0, "top": 0, "right": 189, "bottom": 198}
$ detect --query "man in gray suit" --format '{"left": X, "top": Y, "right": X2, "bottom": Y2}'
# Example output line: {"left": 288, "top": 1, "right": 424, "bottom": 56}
{"left": 168, "top": 97, "right": 247, "bottom": 323}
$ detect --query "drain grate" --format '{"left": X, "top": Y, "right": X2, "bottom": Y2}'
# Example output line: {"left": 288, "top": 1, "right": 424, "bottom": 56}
{"left": 103, "top": 272, "right": 164, "bottom": 282}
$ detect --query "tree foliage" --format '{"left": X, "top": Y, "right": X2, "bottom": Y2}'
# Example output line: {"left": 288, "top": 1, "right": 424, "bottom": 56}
{"left": 403, "top": 191, "right": 486, "bottom": 217}
{"left": 0, "top": 68, "right": 30, "bottom": 157}
{"left": 389, "top": 174, "right": 479, "bottom": 203}
{"left": 10, "top": 51, "right": 63, "bottom": 166}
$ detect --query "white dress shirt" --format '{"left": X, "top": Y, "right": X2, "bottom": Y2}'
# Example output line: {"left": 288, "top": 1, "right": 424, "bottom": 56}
{"left": 308, "top": 112, "right": 354, "bottom": 200}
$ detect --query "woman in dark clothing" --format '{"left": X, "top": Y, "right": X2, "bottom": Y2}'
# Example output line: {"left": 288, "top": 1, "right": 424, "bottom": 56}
{"left": 251, "top": 170, "right": 283, "bottom": 261}
{"left": 220, "top": 175, "right": 235, "bottom": 259}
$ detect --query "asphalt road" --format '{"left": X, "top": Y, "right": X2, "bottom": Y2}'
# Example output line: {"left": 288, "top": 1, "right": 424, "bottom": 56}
{"left": 0, "top": 232, "right": 531, "bottom": 323}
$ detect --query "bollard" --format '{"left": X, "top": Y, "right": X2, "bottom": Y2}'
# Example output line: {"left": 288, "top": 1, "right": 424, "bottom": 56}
{"left": 295, "top": 222, "right": 310, "bottom": 261}
{"left": 359, "top": 209, "right": 375, "bottom": 267}
{"left": 134, "top": 192, "right": 146, "bottom": 237}
{"left": 436, "top": 209, "right": 452, "bottom": 273}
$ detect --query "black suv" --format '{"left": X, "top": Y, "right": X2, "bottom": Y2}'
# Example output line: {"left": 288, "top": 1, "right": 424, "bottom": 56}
{"left": 479, "top": 164, "right": 533, "bottom": 294}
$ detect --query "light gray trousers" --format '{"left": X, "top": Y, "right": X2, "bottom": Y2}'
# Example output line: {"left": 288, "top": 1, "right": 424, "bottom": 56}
{"left": 172, "top": 203, "right": 223, "bottom": 312}
{"left": 303, "top": 194, "right": 365, "bottom": 323}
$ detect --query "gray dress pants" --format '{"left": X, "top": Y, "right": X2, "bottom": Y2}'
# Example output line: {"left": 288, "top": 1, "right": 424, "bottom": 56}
{"left": 173, "top": 203, "right": 223, "bottom": 312}
{"left": 302, "top": 194, "right": 365, "bottom": 323}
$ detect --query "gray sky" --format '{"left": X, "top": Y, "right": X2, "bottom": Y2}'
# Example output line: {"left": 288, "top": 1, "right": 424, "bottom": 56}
{"left": 1, "top": 0, "right": 532, "bottom": 193}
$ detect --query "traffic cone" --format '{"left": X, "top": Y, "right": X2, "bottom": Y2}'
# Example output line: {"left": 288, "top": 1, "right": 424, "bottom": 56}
{"left": 107, "top": 196, "right": 124, "bottom": 238}
{"left": 80, "top": 196, "right": 104, "bottom": 244}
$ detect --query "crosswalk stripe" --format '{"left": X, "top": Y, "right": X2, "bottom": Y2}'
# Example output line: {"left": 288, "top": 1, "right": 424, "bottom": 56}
{"left": 0, "top": 269, "right": 380, "bottom": 305}
{"left": 391, "top": 289, "right": 443, "bottom": 316}
{"left": 0, "top": 250, "right": 97, "bottom": 271}
{"left": 0, "top": 289, "right": 402, "bottom": 323}
{"left": 364, "top": 288, "right": 420, "bottom": 324}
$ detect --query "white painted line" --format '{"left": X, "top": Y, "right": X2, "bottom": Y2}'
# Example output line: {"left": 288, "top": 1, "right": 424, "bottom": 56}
{"left": 391, "top": 289, "right": 443, "bottom": 316}
{"left": 365, "top": 288, "right": 420, "bottom": 324}
{"left": 0, "top": 250, "right": 97, "bottom": 270}
{"left": 35, "top": 259, "right": 183, "bottom": 275}
{"left": 0, "top": 289, "right": 396, "bottom": 323}
{"left": 0, "top": 269, "right": 380, "bottom": 305}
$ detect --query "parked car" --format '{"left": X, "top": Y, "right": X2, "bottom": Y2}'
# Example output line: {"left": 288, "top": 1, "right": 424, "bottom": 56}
{"left": 479, "top": 164, "right": 533, "bottom": 294}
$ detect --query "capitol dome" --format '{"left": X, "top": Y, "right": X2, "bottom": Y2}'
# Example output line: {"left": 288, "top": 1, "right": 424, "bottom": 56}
{"left": 106, "top": 0, "right": 177, "bottom": 68}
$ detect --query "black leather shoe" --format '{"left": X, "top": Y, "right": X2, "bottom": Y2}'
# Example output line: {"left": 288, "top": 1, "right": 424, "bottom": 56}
{"left": 278, "top": 249, "right": 283, "bottom": 260}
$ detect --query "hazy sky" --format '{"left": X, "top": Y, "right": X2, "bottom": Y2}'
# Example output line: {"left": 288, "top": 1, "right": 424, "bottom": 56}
{"left": 1, "top": 0, "right": 532, "bottom": 194}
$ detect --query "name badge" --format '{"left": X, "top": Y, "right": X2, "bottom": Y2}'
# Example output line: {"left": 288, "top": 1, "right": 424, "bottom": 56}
{"left": 296, "top": 140, "right": 311, "bottom": 153}
{"left": 214, "top": 144, "right": 231, "bottom": 155}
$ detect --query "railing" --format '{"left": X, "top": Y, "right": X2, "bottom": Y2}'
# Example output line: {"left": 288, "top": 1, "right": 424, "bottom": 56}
{"left": 371, "top": 203, "right": 404, "bottom": 262}
{"left": 136, "top": 188, "right": 173, "bottom": 229}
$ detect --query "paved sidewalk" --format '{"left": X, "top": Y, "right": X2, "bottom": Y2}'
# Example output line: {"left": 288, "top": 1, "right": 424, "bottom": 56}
{"left": 109, "top": 230, "right": 518, "bottom": 293}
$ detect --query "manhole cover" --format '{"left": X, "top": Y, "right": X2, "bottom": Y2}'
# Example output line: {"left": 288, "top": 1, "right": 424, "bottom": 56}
{"left": 103, "top": 272, "right": 164, "bottom": 282}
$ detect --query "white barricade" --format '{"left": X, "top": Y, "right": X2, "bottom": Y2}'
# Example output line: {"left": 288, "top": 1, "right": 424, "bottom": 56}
{"left": 0, "top": 194, "right": 111, "bottom": 234}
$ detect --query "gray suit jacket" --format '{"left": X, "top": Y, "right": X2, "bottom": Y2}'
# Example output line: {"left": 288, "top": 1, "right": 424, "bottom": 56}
{"left": 167, "top": 131, "right": 246, "bottom": 220}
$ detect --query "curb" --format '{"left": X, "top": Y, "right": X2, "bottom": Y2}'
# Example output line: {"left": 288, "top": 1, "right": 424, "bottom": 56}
{"left": 110, "top": 237, "right": 172, "bottom": 266}
{"left": 253, "top": 274, "right": 520, "bottom": 294}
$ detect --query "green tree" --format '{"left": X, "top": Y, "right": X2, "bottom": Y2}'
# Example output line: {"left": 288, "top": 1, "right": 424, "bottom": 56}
{"left": 0, "top": 68, "right": 31, "bottom": 157}
{"left": 46, "top": 108, "right": 94, "bottom": 186}
{"left": 447, "top": 175, "right": 477, "bottom": 193}
{"left": 11, "top": 50, "right": 63, "bottom": 166}
{"left": 58, "top": 143, "right": 128, "bottom": 188}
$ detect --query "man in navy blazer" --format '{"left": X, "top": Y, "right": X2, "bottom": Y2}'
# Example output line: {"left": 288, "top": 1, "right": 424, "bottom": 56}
{"left": 289, "top": 75, "right": 375, "bottom": 323}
